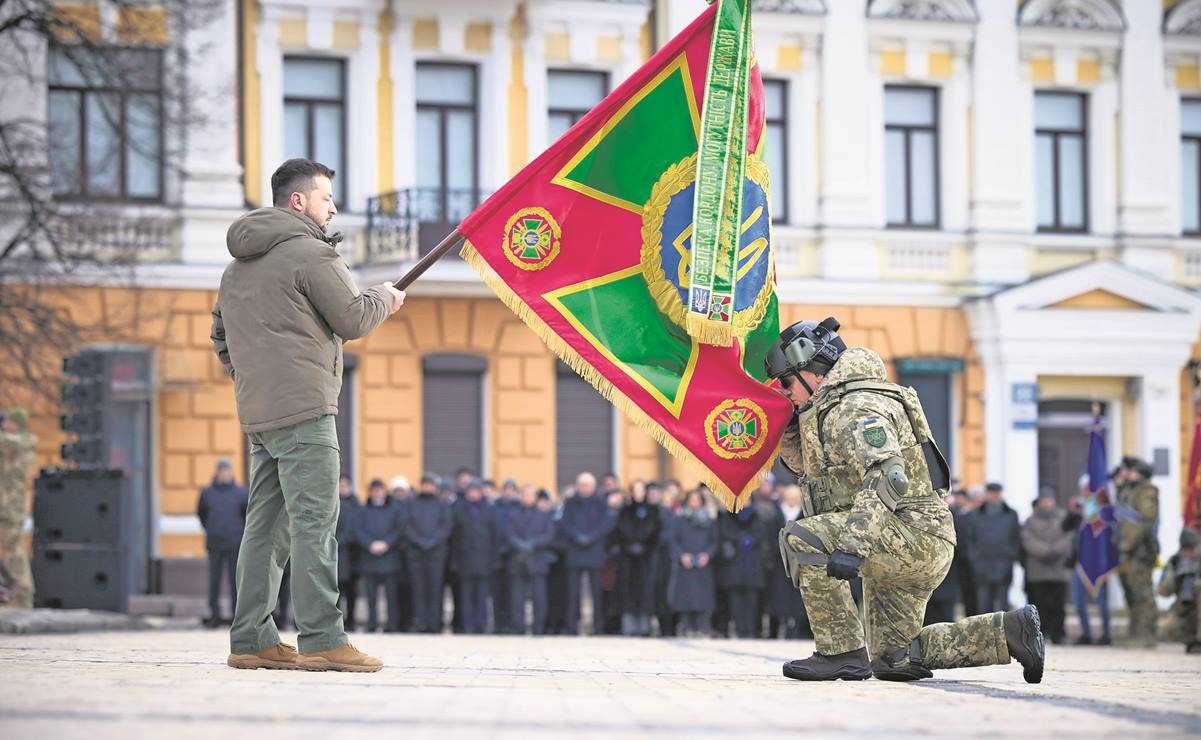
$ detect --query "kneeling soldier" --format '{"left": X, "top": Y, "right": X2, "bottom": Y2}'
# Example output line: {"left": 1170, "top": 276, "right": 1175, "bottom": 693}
{"left": 769, "top": 317, "right": 1044, "bottom": 683}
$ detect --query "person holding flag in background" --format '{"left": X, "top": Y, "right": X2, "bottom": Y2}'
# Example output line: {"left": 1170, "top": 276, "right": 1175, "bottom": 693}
{"left": 1073, "top": 415, "right": 1119, "bottom": 646}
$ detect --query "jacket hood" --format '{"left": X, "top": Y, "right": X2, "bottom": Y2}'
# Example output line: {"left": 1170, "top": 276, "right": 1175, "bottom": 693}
{"left": 818, "top": 347, "right": 887, "bottom": 392}
{"left": 226, "top": 207, "right": 334, "bottom": 260}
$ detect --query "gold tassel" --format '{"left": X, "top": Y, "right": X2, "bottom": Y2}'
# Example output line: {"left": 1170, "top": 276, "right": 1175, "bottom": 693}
{"left": 686, "top": 314, "right": 736, "bottom": 348}
{"left": 461, "top": 241, "right": 774, "bottom": 512}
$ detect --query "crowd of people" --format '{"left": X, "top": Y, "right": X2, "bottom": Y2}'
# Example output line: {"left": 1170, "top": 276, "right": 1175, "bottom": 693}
{"left": 197, "top": 460, "right": 1199, "bottom": 651}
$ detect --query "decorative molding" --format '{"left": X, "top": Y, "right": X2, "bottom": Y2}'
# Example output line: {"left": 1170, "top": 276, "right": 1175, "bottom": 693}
{"left": 752, "top": 0, "right": 826, "bottom": 14}
{"left": 867, "top": 0, "right": 977, "bottom": 24}
{"left": 1017, "top": 0, "right": 1125, "bottom": 33}
{"left": 1165, "top": 0, "right": 1201, "bottom": 36}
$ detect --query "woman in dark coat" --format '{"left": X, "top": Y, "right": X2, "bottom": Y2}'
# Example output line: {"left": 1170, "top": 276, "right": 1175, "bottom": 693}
{"left": 451, "top": 481, "right": 499, "bottom": 634}
{"left": 717, "top": 504, "right": 766, "bottom": 639}
{"left": 759, "top": 488, "right": 809, "bottom": 638}
{"left": 668, "top": 489, "right": 717, "bottom": 636}
{"left": 616, "top": 480, "right": 662, "bottom": 636}
{"left": 356, "top": 479, "right": 406, "bottom": 632}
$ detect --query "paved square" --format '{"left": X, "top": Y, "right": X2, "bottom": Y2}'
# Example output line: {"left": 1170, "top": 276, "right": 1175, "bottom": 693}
{"left": 0, "top": 631, "right": 1198, "bottom": 738}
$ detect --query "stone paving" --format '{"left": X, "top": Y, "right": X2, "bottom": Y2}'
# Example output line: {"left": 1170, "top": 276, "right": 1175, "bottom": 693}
{"left": 0, "top": 630, "right": 1198, "bottom": 739}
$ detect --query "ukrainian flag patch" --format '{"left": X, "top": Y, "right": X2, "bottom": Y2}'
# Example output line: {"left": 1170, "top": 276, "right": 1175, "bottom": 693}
{"left": 862, "top": 418, "right": 887, "bottom": 448}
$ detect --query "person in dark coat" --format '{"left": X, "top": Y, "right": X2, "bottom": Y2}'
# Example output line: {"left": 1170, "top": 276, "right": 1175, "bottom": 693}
{"left": 760, "top": 485, "right": 809, "bottom": 638}
{"left": 647, "top": 483, "right": 678, "bottom": 637}
{"left": 405, "top": 474, "right": 453, "bottom": 633}
{"left": 668, "top": 490, "right": 718, "bottom": 636}
{"left": 559, "top": 472, "right": 615, "bottom": 635}
{"left": 966, "top": 482, "right": 1022, "bottom": 613}
{"left": 602, "top": 490, "right": 626, "bottom": 635}
{"left": 335, "top": 475, "right": 361, "bottom": 630}
{"left": 197, "top": 459, "right": 248, "bottom": 627}
{"left": 925, "top": 492, "right": 968, "bottom": 625}
{"left": 357, "top": 479, "right": 405, "bottom": 632}
{"left": 617, "top": 480, "right": 662, "bottom": 636}
{"left": 506, "top": 485, "right": 557, "bottom": 634}
{"left": 388, "top": 476, "right": 413, "bottom": 632}
{"left": 717, "top": 504, "right": 765, "bottom": 638}
{"left": 452, "top": 480, "right": 499, "bottom": 634}
{"left": 490, "top": 479, "right": 520, "bottom": 634}
{"left": 542, "top": 490, "right": 569, "bottom": 634}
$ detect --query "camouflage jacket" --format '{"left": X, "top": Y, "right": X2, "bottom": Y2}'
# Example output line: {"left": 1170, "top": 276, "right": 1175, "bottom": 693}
{"left": 0, "top": 430, "right": 38, "bottom": 525}
{"left": 779, "top": 347, "right": 954, "bottom": 557}
{"left": 1115, "top": 478, "right": 1158, "bottom": 560}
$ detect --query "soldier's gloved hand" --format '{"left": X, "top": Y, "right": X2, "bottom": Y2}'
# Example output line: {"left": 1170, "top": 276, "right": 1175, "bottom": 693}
{"left": 826, "top": 551, "right": 864, "bottom": 581}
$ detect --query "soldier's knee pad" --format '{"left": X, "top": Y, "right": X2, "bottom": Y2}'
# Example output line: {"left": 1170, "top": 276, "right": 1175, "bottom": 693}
{"left": 870, "top": 639, "right": 932, "bottom": 682}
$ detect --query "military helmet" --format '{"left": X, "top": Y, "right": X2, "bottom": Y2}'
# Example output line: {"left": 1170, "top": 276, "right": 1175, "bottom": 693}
{"left": 764, "top": 316, "right": 847, "bottom": 380}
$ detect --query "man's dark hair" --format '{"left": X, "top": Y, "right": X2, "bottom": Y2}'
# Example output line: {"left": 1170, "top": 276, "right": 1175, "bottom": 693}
{"left": 271, "top": 158, "right": 335, "bottom": 207}
{"left": 986, "top": 482, "right": 1004, "bottom": 493}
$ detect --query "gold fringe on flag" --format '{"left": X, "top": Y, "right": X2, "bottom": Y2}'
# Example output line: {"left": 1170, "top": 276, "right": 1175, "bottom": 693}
{"left": 460, "top": 241, "right": 777, "bottom": 512}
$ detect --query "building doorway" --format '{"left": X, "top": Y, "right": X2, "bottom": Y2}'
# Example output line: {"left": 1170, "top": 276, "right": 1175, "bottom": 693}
{"left": 1037, "top": 399, "right": 1106, "bottom": 508}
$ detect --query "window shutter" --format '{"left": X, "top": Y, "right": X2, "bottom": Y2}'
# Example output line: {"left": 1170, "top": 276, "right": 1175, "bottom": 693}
{"left": 555, "top": 361, "right": 613, "bottom": 490}
{"left": 423, "top": 354, "right": 486, "bottom": 480}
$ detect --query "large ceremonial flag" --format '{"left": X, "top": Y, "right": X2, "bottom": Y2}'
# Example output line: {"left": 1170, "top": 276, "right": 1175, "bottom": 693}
{"left": 1076, "top": 416, "right": 1119, "bottom": 596}
{"left": 1185, "top": 409, "right": 1201, "bottom": 530}
{"left": 456, "top": 0, "right": 791, "bottom": 510}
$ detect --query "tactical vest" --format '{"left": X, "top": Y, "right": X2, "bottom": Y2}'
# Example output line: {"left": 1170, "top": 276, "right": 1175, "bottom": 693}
{"left": 796, "top": 379, "right": 950, "bottom": 516}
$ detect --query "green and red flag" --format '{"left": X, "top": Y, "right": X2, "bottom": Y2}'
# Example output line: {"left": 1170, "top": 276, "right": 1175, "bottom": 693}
{"left": 456, "top": 0, "right": 791, "bottom": 510}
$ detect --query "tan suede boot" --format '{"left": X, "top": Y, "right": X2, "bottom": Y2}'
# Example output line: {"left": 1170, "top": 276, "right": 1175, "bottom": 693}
{"left": 227, "top": 642, "right": 301, "bottom": 670}
{"left": 297, "top": 643, "right": 383, "bottom": 673}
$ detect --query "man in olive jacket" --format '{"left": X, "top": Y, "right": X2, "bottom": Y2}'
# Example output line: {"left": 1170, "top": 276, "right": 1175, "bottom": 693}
{"left": 213, "top": 158, "right": 403, "bottom": 672}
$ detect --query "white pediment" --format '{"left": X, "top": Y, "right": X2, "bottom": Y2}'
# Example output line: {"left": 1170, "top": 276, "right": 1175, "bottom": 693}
{"left": 1018, "top": 0, "right": 1125, "bottom": 33}
{"left": 986, "top": 260, "right": 1201, "bottom": 314}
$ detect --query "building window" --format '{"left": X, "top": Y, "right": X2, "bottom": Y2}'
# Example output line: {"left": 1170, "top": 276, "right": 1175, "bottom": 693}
{"left": 1035, "top": 92, "right": 1088, "bottom": 232}
{"left": 1182, "top": 99, "right": 1201, "bottom": 235}
{"left": 422, "top": 354, "right": 486, "bottom": 481}
{"left": 283, "top": 57, "right": 346, "bottom": 203}
{"left": 47, "top": 45, "right": 164, "bottom": 201}
{"left": 896, "top": 359, "right": 960, "bottom": 472}
{"left": 884, "top": 86, "right": 939, "bottom": 228}
{"left": 547, "top": 69, "right": 608, "bottom": 141}
{"left": 763, "top": 78, "right": 788, "bottom": 223}
{"left": 416, "top": 63, "right": 480, "bottom": 237}
{"left": 555, "top": 361, "right": 614, "bottom": 490}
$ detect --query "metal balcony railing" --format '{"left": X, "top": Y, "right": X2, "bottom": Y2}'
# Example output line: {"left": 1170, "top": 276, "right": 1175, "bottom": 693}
{"left": 366, "top": 187, "right": 490, "bottom": 262}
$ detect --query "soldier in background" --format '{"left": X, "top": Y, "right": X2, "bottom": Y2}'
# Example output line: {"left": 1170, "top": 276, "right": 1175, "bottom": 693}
{"left": 1157, "top": 527, "right": 1200, "bottom": 654}
{"left": 1114, "top": 456, "right": 1160, "bottom": 646}
{"left": 770, "top": 317, "right": 1044, "bottom": 683}
{"left": 0, "top": 409, "right": 37, "bottom": 608}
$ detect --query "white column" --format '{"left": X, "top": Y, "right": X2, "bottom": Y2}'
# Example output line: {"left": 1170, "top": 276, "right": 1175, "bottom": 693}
{"left": 256, "top": 16, "right": 284, "bottom": 207}
{"left": 658, "top": 0, "right": 700, "bottom": 44}
{"left": 1090, "top": 76, "right": 1118, "bottom": 237}
{"left": 525, "top": 25, "right": 549, "bottom": 162}
{"left": 969, "top": 0, "right": 1031, "bottom": 287}
{"left": 792, "top": 47, "right": 819, "bottom": 227}
{"left": 391, "top": 17, "right": 416, "bottom": 189}
{"left": 1139, "top": 370, "right": 1184, "bottom": 568}
{"left": 483, "top": 17, "right": 513, "bottom": 189}
{"left": 348, "top": 21, "right": 380, "bottom": 212}
{"left": 1119, "top": 0, "right": 1174, "bottom": 236}
{"left": 941, "top": 57, "right": 970, "bottom": 233}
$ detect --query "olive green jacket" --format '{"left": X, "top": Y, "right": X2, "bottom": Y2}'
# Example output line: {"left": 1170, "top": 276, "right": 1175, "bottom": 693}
{"left": 212, "top": 208, "right": 391, "bottom": 432}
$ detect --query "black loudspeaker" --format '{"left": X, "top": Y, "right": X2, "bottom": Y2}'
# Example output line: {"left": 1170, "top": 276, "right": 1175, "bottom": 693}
{"left": 33, "top": 469, "right": 133, "bottom": 546}
{"left": 31, "top": 543, "right": 131, "bottom": 613}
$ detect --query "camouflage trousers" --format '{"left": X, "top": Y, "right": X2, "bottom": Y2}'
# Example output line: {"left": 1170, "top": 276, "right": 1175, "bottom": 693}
{"left": 1162, "top": 601, "right": 1199, "bottom": 645}
{"left": 781, "top": 511, "right": 1009, "bottom": 671}
{"left": 1117, "top": 558, "right": 1158, "bottom": 642}
{"left": 0, "top": 522, "right": 33, "bottom": 608}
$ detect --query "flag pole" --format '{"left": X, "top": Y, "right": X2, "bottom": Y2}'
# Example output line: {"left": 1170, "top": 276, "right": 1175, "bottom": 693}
{"left": 393, "top": 229, "right": 465, "bottom": 290}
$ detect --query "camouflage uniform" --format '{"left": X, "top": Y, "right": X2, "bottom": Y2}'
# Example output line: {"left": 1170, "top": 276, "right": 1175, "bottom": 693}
{"left": 1156, "top": 550, "right": 1198, "bottom": 648}
{"left": 1115, "top": 470, "right": 1159, "bottom": 643}
{"left": 0, "top": 413, "right": 38, "bottom": 609}
{"left": 779, "top": 348, "right": 1010, "bottom": 674}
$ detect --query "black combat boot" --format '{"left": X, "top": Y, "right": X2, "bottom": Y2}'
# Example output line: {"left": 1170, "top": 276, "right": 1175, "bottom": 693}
{"left": 782, "top": 647, "right": 871, "bottom": 681}
{"left": 1004, "top": 605, "right": 1045, "bottom": 684}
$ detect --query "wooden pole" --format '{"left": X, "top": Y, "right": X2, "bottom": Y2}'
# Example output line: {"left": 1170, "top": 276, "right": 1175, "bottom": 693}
{"left": 393, "top": 229, "right": 465, "bottom": 290}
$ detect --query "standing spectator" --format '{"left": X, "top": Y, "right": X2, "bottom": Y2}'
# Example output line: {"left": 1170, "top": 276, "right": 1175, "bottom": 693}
{"left": 452, "top": 480, "right": 498, "bottom": 634}
{"left": 1021, "top": 489, "right": 1074, "bottom": 644}
{"left": 950, "top": 489, "right": 976, "bottom": 617}
{"left": 542, "top": 489, "right": 569, "bottom": 635}
{"left": 1114, "top": 456, "right": 1160, "bottom": 646}
{"left": 491, "top": 479, "right": 520, "bottom": 634}
{"left": 388, "top": 476, "right": 413, "bottom": 632}
{"left": 602, "top": 489, "right": 626, "bottom": 634}
{"left": 1067, "top": 487, "right": 1113, "bottom": 645}
{"left": 967, "top": 482, "right": 1021, "bottom": 613}
{"left": 560, "top": 472, "right": 614, "bottom": 635}
{"left": 357, "top": 479, "right": 404, "bottom": 632}
{"left": 405, "top": 474, "right": 453, "bottom": 633}
{"left": 602, "top": 473, "right": 621, "bottom": 496}
{"left": 648, "top": 482, "right": 677, "bottom": 637}
{"left": 197, "top": 459, "right": 248, "bottom": 627}
{"left": 717, "top": 505, "right": 765, "bottom": 638}
{"left": 763, "top": 485, "right": 809, "bottom": 638}
{"left": 506, "top": 485, "right": 557, "bottom": 634}
{"left": 925, "top": 491, "right": 966, "bottom": 625}
{"left": 334, "top": 475, "right": 361, "bottom": 631}
{"left": 617, "top": 480, "right": 662, "bottom": 636}
{"left": 0, "top": 409, "right": 37, "bottom": 610}
{"left": 668, "top": 490, "right": 717, "bottom": 637}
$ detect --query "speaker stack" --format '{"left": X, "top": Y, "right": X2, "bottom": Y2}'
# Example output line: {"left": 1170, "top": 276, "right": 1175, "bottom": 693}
{"left": 31, "top": 468, "right": 141, "bottom": 613}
